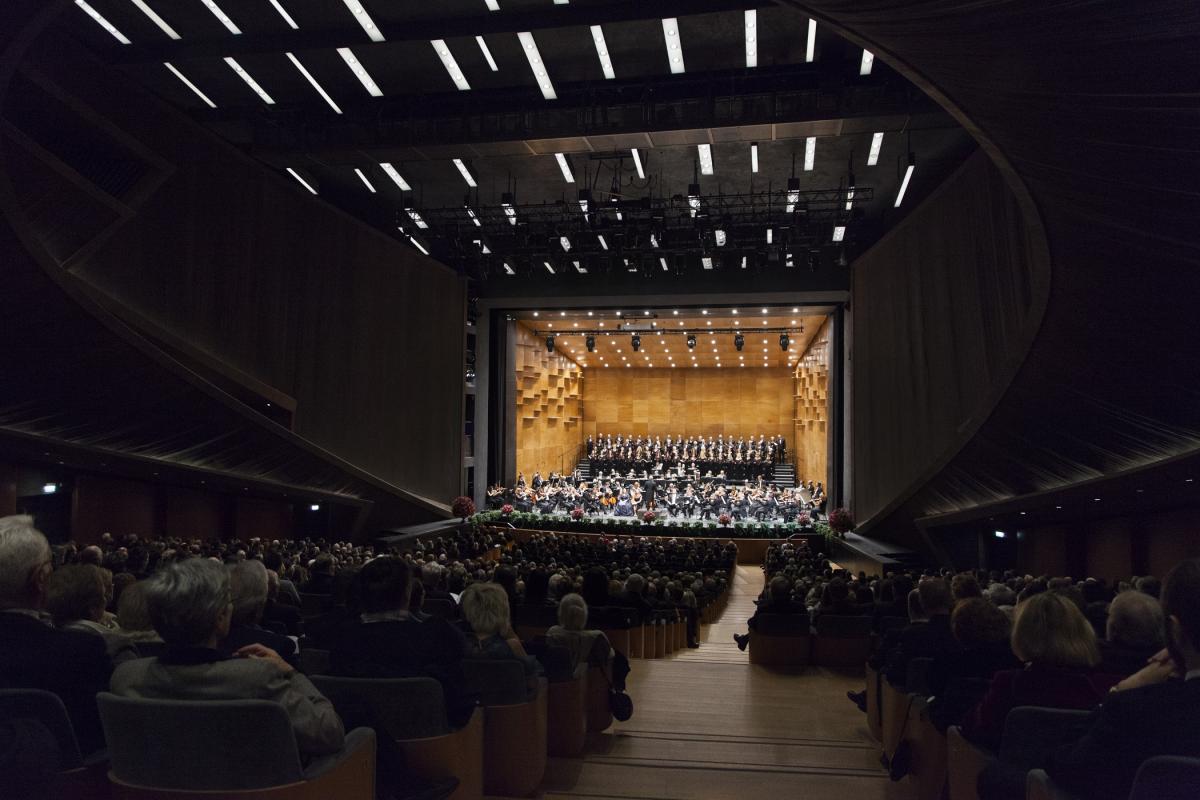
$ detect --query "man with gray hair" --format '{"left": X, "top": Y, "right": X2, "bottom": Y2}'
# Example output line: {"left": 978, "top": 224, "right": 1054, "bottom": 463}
{"left": 220, "top": 560, "right": 299, "bottom": 667}
{"left": 1099, "top": 589, "right": 1165, "bottom": 676}
{"left": 0, "top": 515, "right": 113, "bottom": 754}
{"left": 111, "top": 558, "right": 344, "bottom": 758}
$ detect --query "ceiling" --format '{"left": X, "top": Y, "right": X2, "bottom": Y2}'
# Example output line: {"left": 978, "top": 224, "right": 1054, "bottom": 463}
{"left": 514, "top": 304, "right": 828, "bottom": 369}
{"left": 64, "top": 0, "right": 976, "bottom": 285}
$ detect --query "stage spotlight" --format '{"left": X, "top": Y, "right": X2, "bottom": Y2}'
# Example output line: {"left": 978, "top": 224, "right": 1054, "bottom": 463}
{"left": 734, "top": 333, "right": 744, "bottom": 352}
{"left": 545, "top": 336, "right": 555, "bottom": 353}
{"left": 686, "top": 334, "right": 696, "bottom": 350}
{"left": 779, "top": 333, "right": 790, "bottom": 351}
{"left": 586, "top": 335, "right": 596, "bottom": 352}
{"left": 631, "top": 334, "right": 641, "bottom": 352}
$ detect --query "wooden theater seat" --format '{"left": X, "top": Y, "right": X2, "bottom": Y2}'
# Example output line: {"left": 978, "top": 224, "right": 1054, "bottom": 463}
{"left": 586, "top": 666, "right": 615, "bottom": 733}
{"left": 0, "top": 689, "right": 109, "bottom": 800}
{"left": 865, "top": 664, "right": 883, "bottom": 742}
{"left": 546, "top": 666, "right": 589, "bottom": 757}
{"left": 747, "top": 614, "right": 812, "bottom": 668}
{"left": 462, "top": 660, "right": 548, "bottom": 797}
{"left": 811, "top": 615, "right": 874, "bottom": 667}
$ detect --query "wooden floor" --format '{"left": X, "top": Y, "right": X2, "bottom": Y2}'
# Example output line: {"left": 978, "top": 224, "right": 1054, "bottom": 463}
{"left": 499, "top": 565, "right": 900, "bottom": 800}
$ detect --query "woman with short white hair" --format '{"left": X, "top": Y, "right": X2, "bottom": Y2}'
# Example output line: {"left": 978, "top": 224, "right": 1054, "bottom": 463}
{"left": 460, "top": 582, "right": 542, "bottom": 678}
{"left": 546, "top": 593, "right": 613, "bottom": 673}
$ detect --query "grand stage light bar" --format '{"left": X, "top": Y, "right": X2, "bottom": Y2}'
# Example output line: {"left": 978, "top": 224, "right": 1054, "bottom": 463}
{"left": 268, "top": 0, "right": 299, "bottom": 29}
{"left": 286, "top": 168, "right": 316, "bottom": 194}
{"left": 224, "top": 57, "right": 274, "bottom": 104}
{"left": 662, "top": 18, "right": 685, "bottom": 74}
{"left": 452, "top": 158, "right": 477, "bottom": 187}
{"left": 804, "top": 136, "right": 816, "bottom": 171}
{"left": 744, "top": 10, "right": 757, "bottom": 68}
{"left": 164, "top": 62, "right": 216, "bottom": 107}
{"left": 554, "top": 152, "right": 575, "bottom": 183}
{"left": 631, "top": 148, "right": 645, "bottom": 179}
{"left": 76, "top": 1, "right": 131, "bottom": 44}
{"left": 378, "top": 162, "right": 411, "bottom": 191}
{"left": 868, "top": 132, "right": 884, "bottom": 166}
{"left": 860, "top": 49, "right": 875, "bottom": 75}
{"left": 590, "top": 25, "right": 615, "bottom": 79}
{"left": 338, "top": 48, "right": 383, "bottom": 96}
{"left": 518, "top": 31, "right": 557, "bottom": 100}
{"left": 431, "top": 39, "right": 471, "bottom": 91}
{"left": 342, "top": 0, "right": 383, "bottom": 42}
{"left": 129, "top": 0, "right": 180, "bottom": 39}
{"left": 354, "top": 168, "right": 376, "bottom": 192}
{"left": 476, "top": 36, "right": 499, "bottom": 71}
{"left": 697, "top": 143, "right": 714, "bottom": 175}
{"left": 200, "top": 0, "right": 240, "bottom": 34}
{"left": 805, "top": 19, "right": 817, "bottom": 62}
{"left": 287, "top": 53, "right": 342, "bottom": 113}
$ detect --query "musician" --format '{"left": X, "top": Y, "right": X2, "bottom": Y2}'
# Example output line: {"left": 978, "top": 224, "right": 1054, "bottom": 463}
{"left": 532, "top": 471, "right": 543, "bottom": 491}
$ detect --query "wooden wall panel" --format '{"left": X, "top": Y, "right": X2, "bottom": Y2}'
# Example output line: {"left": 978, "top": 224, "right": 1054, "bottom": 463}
{"left": 582, "top": 368, "right": 794, "bottom": 448}
{"left": 71, "top": 475, "right": 157, "bottom": 544}
{"left": 514, "top": 323, "right": 584, "bottom": 479}
{"left": 165, "top": 487, "right": 227, "bottom": 540}
{"left": 794, "top": 319, "right": 831, "bottom": 485}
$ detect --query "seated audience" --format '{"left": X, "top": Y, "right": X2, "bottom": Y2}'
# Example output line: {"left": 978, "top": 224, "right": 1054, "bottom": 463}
{"left": 1044, "top": 559, "right": 1200, "bottom": 800}
{"left": 0, "top": 516, "right": 112, "bottom": 755}
{"left": 115, "top": 580, "right": 165, "bottom": 656}
{"left": 546, "top": 593, "right": 614, "bottom": 673}
{"left": 110, "top": 558, "right": 344, "bottom": 759}
{"left": 926, "top": 597, "right": 1018, "bottom": 729}
{"left": 262, "top": 569, "right": 304, "bottom": 636}
{"left": 220, "top": 560, "right": 299, "bottom": 667}
{"left": 1097, "top": 588, "right": 1164, "bottom": 677}
{"left": 460, "top": 582, "right": 542, "bottom": 680}
{"left": 961, "top": 591, "right": 1119, "bottom": 749}
{"left": 46, "top": 563, "right": 139, "bottom": 664}
{"left": 884, "top": 578, "right": 957, "bottom": 686}
{"left": 301, "top": 554, "right": 336, "bottom": 594}
{"left": 734, "top": 575, "right": 805, "bottom": 651}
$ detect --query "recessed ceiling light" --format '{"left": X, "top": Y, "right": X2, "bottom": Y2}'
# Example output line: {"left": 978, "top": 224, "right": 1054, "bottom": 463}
{"left": 405, "top": 208, "right": 428, "bottom": 229}
{"left": 860, "top": 49, "right": 875, "bottom": 75}
{"left": 744, "top": 10, "right": 757, "bottom": 68}
{"left": 544, "top": 261, "right": 555, "bottom": 274}
{"left": 354, "top": 168, "right": 376, "bottom": 192}
{"left": 895, "top": 155, "right": 916, "bottom": 207}
{"left": 766, "top": 228, "right": 773, "bottom": 244}
{"left": 659, "top": 257, "right": 669, "bottom": 271}
{"left": 286, "top": 168, "right": 317, "bottom": 194}
{"left": 701, "top": 256, "right": 713, "bottom": 269}
{"left": 517, "top": 31, "right": 557, "bottom": 100}
{"left": 129, "top": 0, "right": 181, "bottom": 39}
{"left": 378, "top": 162, "right": 411, "bottom": 191}
{"left": 804, "top": 136, "right": 816, "bottom": 171}
{"left": 868, "top": 132, "right": 884, "bottom": 166}
{"left": 267, "top": 0, "right": 298, "bottom": 29}
{"left": 341, "top": 0, "right": 383, "bottom": 42}
{"left": 554, "top": 153, "right": 575, "bottom": 183}
{"left": 224, "top": 57, "right": 275, "bottom": 104}
{"left": 287, "top": 52, "right": 342, "bottom": 113}
{"left": 431, "top": 39, "right": 471, "bottom": 91}
{"left": 560, "top": 311, "right": 566, "bottom": 316}
{"left": 164, "top": 62, "right": 216, "bottom": 107}
{"left": 749, "top": 143, "right": 758, "bottom": 174}
{"left": 805, "top": 19, "right": 817, "bottom": 62}
{"left": 338, "top": 48, "right": 383, "bottom": 96}
{"left": 452, "top": 158, "right": 477, "bottom": 187}
{"left": 832, "top": 225, "right": 846, "bottom": 242}
{"left": 697, "top": 143, "right": 714, "bottom": 175}
{"left": 590, "top": 25, "right": 616, "bottom": 79}
{"left": 661, "top": 17, "right": 685, "bottom": 74}
{"left": 483, "top": 0, "right": 499, "bottom": 10}
{"left": 200, "top": 0, "right": 241, "bottom": 34}
{"left": 503, "top": 262, "right": 515, "bottom": 275}
{"left": 76, "top": 1, "right": 132, "bottom": 43}
{"left": 631, "top": 148, "right": 645, "bottom": 179}
{"left": 475, "top": 36, "right": 499, "bottom": 72}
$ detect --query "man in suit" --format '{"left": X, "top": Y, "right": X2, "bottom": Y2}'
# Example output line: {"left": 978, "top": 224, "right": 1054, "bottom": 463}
{"left": 110, "top": 557, "right": 344, "bottom": 759}
{"left": 1041, "top": 559, "right": 1200, "bottom": 800}
{"left": 642, "top": 475, "right": 657, "bottom": 511}
{"left": 0, "top": 516, "right": 113, "bottom": 756}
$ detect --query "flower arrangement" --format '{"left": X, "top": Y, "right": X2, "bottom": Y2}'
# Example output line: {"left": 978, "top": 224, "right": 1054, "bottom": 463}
{"left": 718, "top": 513, "right": 732, "bottom": 526}
{"left": 828, "top": 507, "right": 855, "bottom": 536}
{"left": 451, "top": 496, "right": 476, "bottom": 520}
{"left": 500, "top": 503, "right": 514, "bottom": 516}
{"left": 796, "top": 513, "right": 812, "bottom": 528}
{"left": 571, "top": 507, "right": 584, "bottom": 520}
{"left": 642, "top": 510, "right": 657, "bottom": 524}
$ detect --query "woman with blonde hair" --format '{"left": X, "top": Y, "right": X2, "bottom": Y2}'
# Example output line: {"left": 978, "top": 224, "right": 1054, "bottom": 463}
{"left": 460, "top": 582, "right": 542, "bottom": 678}
{"left": 961, "top": 591, "right": 1120, "bottom": 749}
{"left": 546, "top": 593, "right": 613, "bottom": 672}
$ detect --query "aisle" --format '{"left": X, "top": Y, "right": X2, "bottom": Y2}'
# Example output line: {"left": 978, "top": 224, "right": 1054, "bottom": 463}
{"left": 517, "top": 565, "right": 901, "bottom": 800}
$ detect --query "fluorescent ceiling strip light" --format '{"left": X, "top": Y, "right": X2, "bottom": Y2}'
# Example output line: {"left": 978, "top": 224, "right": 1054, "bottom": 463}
{"left": 832, "top": 225, "right": 846, "bottom": 242}
{"left": 431, "top": 39, "right": 471, "bottom": 91}
{"left": 714, "top": 229, "right": 726, "bottom": 247}
{"left": 378, "top": 162, "right": 411, "bottom": 191}
{"left": 560, "top": 236, "right": 572, "bottom": 252}
{"left": 702, "top": 256, "right": 713, "bottom": 270}
{"left": 409, "top": 236, "right": 429, "bottom": 255}
{"left": 867, "top": 132, "right": 884, "bottom": 166}
{"left": 766, "top": 228, "right": 773, "bottom": 244}
{"left": 342, "top": 0, "right": 383, "bottom": 42}
{"left": 502, "top": 205, "right": 517, "bottom": 225}
{"left": 740, "top": 256, "right": 748, "bottom": 269}
{"left": 287, "top": 53, "right": 342, "bottom": 113}
{"left": 661, "top": 18, "right": 685, "bottom": 74}
{"left": 484, "top": 0, "right": 499, "bottom": 9}
{"left": 804, "top": 136, "right": 816, "bottom": 171}
{"left": 650, "top": 233, "right": 659, "bottom": 248}
{"left": 574, "top": 260, "right": 587, "bottom": 274}
{"left": 860, "top": 49, "right": 875, "bottom": 75}
{"left": 406, "top": 209, "right": 429, "bottom": 229}
{"left": 164, "top": 62, "right": 216, "bottom": 107}
{"left": 631, "top": 148, "right": 645, "bottom": 179}
{"left": 476, "top": 36, "right": 499, "bottom": 71}
{"left": 744, "top": 10, "right": 757, "bottom": 68}
{"left": 697, "top": 143, "right": 714, "bottom": 175}
{"left": 452, "top": 158, "right": 477, "bottom": 187}
{"left": 625, "top": 258, "right": 636, "bottom": 272}
{"left": 199, "top": 0, "right": 241, "bottom": 34}
{"left": 544, "top": 261, "right": 556, "bottom": 274}
{"left": 268, "top": 0, "right": 298, "bottom": 29}
{"left": 597, "top": 234, "right": 609, "bottom": 250}
{"left": 659, "top": 257, "right": 669, "bottom": 271}
{"left": 805, "top": 19, "right": 816, "bottom": 62}
{"left": 466, "top": 207, "right": 482, "bottom": 226}
{"left": 895, "top": 162, "right": 915, "bottom": 207}
{"left": 845, "top": 188, "right": 855, "bottom": 211}
{"left": 554, "top": 0, "right": 568, "bottom": 4}
{"left": 338, "top": 48, "right": 382, "bottom": 96}
{"left": 76, "top": 1, "right": 132, "bottom": 44}
{"left": 286, "top": 168, "right": 316, "bottom": 194}
{"left": 517, "top": 31, "right": 557, "bottom": 100}
{"left": 750, "top": 143, "right": 758, "bottom": 173}
{"left": 503, "top": 262, "right": 515, "bottom": 275}
{"left": 224, "top": 57, "right": 275, "bottom": 104}
{"left": 129, "top": 0, "right": 180, "bottom": 39}
{"left": 554, "top": 152, "right": 575, "bottom": 183}
{"left": 354, "top": 168, "right": 376, "bottom": 192}
{"left": 590, "top": 25, "right": 615, "bottom": 80}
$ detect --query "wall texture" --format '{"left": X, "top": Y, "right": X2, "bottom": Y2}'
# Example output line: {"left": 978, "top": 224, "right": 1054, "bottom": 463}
{"left": 793, "top": 319, "right": 831, "bottom": 485}
{"left": 513, "top": 324, "right": 584, "bottom": 479}
{"left": 582, "top": 368, "right": 794, "bottom": 449}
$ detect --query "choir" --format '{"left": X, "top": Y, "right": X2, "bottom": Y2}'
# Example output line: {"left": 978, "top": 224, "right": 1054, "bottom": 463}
{"left": 586, "top": 433, "right": 788, "bottom": 483}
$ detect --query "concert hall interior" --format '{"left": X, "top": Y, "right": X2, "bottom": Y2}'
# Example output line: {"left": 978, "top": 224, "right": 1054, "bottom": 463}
{"left": 2, "top": 2, "right": 1199, "bottom": 800}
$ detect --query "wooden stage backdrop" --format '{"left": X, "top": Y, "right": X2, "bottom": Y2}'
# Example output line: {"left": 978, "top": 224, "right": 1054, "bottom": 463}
{"left": 513, "top": 323, "right": 585, "bottom": 480}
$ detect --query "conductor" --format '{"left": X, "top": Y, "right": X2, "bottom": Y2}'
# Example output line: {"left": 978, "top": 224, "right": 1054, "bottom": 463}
{"left": 642, "top": 475, "right": 657, "bottom": 511}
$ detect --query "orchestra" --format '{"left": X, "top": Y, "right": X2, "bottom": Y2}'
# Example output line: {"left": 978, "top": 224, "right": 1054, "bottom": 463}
{"left": 585, "top": 433, "right": 788, "bottom": 483}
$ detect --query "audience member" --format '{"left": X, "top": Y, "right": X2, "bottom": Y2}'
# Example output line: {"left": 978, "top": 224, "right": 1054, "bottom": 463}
{"left": 1097, "top": 589, "right": 1164, "bottom": 677}
{"left": 45, "top": 563, "right": 138, "bottom": 664}
{"left": 546, "top": 593, "right": 614, "bottom": 673}
{"left": 460, "top": 582, "right": 542, "bottom": 680}
{"left": 220, "top": 560, "right": 299, "bottom": 667}
{"left": 884, "top": 578, "right": 956, "bottom": 686}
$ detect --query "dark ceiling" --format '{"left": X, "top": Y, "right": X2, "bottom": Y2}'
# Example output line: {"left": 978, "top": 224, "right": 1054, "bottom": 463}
{"left": 66, "top": 0, "right": 975, "bottom": 287}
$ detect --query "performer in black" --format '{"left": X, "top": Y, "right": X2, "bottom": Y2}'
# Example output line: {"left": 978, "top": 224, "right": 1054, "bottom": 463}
{"left": 643, "top": 475, "right": 657, "bottom": 511}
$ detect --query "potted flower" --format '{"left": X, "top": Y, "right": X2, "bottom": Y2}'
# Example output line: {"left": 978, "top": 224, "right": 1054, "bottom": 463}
{"left": 796, "top": 513, "right": 812, "bottom": 529}
{"left": 571, "top": 507, "right": 584, "bottom": 521}
{"left": 828, "top": 507, "right": 855, "bottom": 537}
{"left": 500, "top": 503, "right": 514, "bottom": 517}
{"left": 718, "top": 513, "right": 732, "bottom": 527}
{"left": 642, "top": 510, "right": 656, "bottom": 524}
{"left": 451, "top": 495, "right": 476, "bottom": 521}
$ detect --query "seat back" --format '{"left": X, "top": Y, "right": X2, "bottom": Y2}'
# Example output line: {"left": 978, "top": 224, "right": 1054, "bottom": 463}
{"left": 905, "top": 656, "right": 934, "bottom": 695}
{"left": 1130, "top": 756, "right": 1200, "bottom": 800}
{"left": 0, "top": 688, "right": 83, "bottom": 769}
{"left": 298, "top": 647, "right": 331, "bottom": 676}
{"left": 423, "top": 598, "right": 459, "bottom": 621}
{"left": 753, "top": 613, "right": 811, "bottom": 636}
{"left": 880, "top": 616, "right": 910, "bottom": 636}
{"left": 96, "top": 693, "right": 304, "bottom": 790}
{"left": 462, "top": 659, "right": 531, "bottom": 705}
{"left": 310, "top": 675, "right": 450, "bottom": 739}
{"left": 589, "top": 606, "right": 637, "bottom": 629}
{"left": 998, "top": 706, "right": 1092, "bottom": 768}
{"left": 814, "top": 614, "right": 873, "bottom": 638}
{"left": 299, "top": 593, "right": 330, "bottom": 617}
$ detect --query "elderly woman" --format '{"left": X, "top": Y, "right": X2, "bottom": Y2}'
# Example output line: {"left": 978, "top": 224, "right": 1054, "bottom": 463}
{"left": 110, "top": 558, "right": 344, "bottom": 759}
{"left": 546, "top": 593, "right": 614, "bottom": 673}
{"left": 459, "top": 582, "right": 542, "bottom": 678}
{"left": 114, "top": 580, "right": 165, "bottom": 657}
{"left": 46, "top": 564, "right": 138, "bottom": 664}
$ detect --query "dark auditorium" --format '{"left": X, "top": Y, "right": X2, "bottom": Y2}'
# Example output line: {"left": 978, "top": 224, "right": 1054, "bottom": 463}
{"left": 2, "top": 2, "right": 1199, "bottom": 800}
